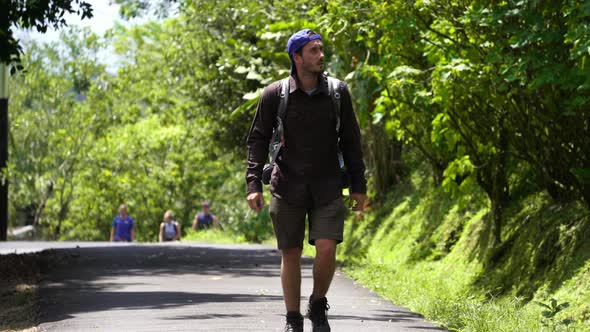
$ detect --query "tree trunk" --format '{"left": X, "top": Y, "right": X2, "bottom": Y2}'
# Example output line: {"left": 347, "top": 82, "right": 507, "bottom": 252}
{"left": 366, "top": 122, "right": 403, "bottom": 201}
{"left": 0, "top": 97, "right": 7, "bottom": 241}
{"left": 582, "top": 184, "right": 590, "bottom": 209}
{"left": 431, "top": 161, "right": 446, "bottom": 186}
{"left": 33, "top": 182, "right": 53, "bottom": 227}
{"left": 476, "top": 122, "right": 509, "bottom": 249}
{"left": 54, "top": 193, "right": 68, "bottom": 240}
{"left": 490, "top": 123, "right": 509, "bottom": 246}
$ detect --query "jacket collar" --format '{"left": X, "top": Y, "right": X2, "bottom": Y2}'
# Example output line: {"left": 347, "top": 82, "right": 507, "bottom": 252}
{"left": 289, "top": 73, "right": 329, "bottom": 95}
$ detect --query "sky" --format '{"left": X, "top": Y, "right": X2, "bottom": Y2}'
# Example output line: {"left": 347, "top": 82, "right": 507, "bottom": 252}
{"left": 15, "top": 1, "right": 143, "bottom": 72}
{"left": 16, "top": 1, "right": 124, "bottom": 44}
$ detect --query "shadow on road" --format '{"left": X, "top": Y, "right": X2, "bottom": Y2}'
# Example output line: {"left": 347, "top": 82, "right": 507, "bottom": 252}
{"left": 331, "top": 309, "right": 427, "bottom": 323}
{"left": 34, "top": 244, "right": 446, "bottom": 331}
{"left": 40, "top": 290, "right": 281, "bottom": 324}
{"left": 38, "top": 245, "right": 302, "bottom": 325}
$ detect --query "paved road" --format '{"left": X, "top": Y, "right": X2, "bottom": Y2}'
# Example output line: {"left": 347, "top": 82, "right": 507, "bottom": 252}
{"left": 1, "top": 242, "right": 446, "bottom": 331}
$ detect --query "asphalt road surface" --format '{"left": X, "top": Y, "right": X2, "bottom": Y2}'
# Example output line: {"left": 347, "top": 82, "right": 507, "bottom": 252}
{"left": 1, "top": 242, "right": 446, "bottom": 331}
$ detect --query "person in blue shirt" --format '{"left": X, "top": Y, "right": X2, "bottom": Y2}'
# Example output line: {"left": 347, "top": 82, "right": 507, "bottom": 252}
{"left": 110, "top": 204, "right": 135, "bottom": 242}
{"left": 191, "top": 201, "right": 218, "bottom": 230}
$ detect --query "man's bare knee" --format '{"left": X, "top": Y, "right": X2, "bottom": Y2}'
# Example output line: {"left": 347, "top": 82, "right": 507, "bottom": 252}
{"left": 282, "top": 247, "right": 302, "bottom": 261}
{"left": 314, "top": 239, "right": 336, "bottom": 258}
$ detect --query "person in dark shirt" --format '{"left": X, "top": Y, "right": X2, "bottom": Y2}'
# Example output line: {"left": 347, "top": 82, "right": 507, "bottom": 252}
{"left": 191, "top": 201, "right": 218, "bottom": 230}
{"left": 245, "top": 29, "right": 367, "bottom": 332}
{"left": 110, "top": 204, "right": 135, "bottom": 242}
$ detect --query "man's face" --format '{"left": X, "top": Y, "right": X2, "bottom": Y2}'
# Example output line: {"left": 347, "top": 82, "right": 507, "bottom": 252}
{"left": 296, "top": 40, "right": 324, "bottom": 74}
{"left": 119, "top": 206, "right": 127, "bottom": 217}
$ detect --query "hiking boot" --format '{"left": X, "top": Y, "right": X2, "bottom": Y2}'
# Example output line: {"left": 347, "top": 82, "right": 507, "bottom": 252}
{"left": 306, "top": 296, "right": 331, "bottom": 332}
{"left": 284, "top": 313, "right": 304, "bottom": 332}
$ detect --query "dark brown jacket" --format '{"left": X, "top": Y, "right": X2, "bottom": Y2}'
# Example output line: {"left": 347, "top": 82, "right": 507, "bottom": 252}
{"left": 246, "top": 74, "right": 366, "bottom": 207}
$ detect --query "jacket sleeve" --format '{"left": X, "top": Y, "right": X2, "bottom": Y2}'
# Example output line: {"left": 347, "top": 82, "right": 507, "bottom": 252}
{"left": 245, "top": 83, "right": 279, "bottom": 195}
{"left": 338, "top": 81, "right": 367, "bottom": 194}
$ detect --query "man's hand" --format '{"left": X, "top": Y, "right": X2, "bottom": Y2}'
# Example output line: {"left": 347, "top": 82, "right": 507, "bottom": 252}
{"left": 247, "top": 192, "right": 265, "bottom": 213}
{"left": 349, "top": 193, "right": 367, "bottom": 212}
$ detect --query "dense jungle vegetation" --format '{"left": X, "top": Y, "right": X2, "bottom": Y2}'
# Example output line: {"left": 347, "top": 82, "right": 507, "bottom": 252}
{"left": 3, "top": 0, "right": 589, "bottom": 330}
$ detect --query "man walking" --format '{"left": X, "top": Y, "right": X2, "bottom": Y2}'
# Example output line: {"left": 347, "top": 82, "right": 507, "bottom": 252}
{"left": 246, "top": 29, "right": 367, "bottom": 332}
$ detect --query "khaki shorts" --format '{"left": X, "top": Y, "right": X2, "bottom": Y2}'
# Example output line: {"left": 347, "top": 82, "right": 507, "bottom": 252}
{"left": 269, "top": 196, "right": 347, "bottom": 249}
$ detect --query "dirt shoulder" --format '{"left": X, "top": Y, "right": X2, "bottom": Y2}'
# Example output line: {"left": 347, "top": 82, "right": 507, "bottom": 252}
{"left": 0, "top": 253, "right": 42, "bottom": 332}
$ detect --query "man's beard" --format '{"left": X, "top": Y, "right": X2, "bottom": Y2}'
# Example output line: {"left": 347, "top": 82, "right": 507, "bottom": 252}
{"left": 302, "top": 59, "right": 323, "bottom": 74}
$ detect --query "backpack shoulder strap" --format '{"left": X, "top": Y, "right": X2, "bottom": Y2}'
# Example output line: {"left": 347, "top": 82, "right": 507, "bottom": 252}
{"left": 327, "top": 76, "right": 342, "bottom": 134}
{"left": 328, "top": 76, "right": 346, "bottom": 169}
{"left": 269, "top": 78, "right": 290, "bottom": 165}
{"left": 276, "top": 78, "right": 290, "bottom": 142}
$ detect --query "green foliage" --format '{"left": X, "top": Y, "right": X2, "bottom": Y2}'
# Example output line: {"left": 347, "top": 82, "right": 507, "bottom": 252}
{"left": 11, "top": 0, "right": 588, "bottom": 244}
{"left": 8, "top": 5, "right": 287, "bottom": 242}
{"left": 6, "top": 1, "right": 590, "bottom": 330}
{"left": 316, "top": 0, "right": 590, "bottom": 244}
{"left": 338, "top": 162, "right": 589, "bottom": 331}
{"left": 182, "top": 228, "right": 247, "bottom": 244}
{"left": 235, "top": 206, "right": 273, "bottom": 243}
{"left": 8, "top": 27, "right": 106, "bottom": 236}
{"left": 1, "top": 0, "right": 93, "bottom": 63}
{"left": 112, "top": 0, "right": 178, "bottom": 19}
{"left": 535, "top": 298, "right": 574, "bottom": 330}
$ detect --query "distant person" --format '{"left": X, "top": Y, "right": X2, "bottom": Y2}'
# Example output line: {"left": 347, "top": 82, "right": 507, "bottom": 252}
{"left": 159, "top": 210, "right": 181, "bottom": 242}
{"left": 110, "top": 204, "right": 135, "bottom": 242}
{"left": 192, "top": 201, "right": 218, "bottom": 230}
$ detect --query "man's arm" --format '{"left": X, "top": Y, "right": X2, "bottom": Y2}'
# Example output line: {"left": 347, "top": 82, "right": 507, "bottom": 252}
{"left": 175, "top": 223, "right": 181, "bottom": 240}
{"left": 110, "top": 218, "right": 116, "bottom": 241}
{"left": 192, "top": 214, "right": 198, "bottom": 230}
{"left": 212, "top": 215, "right": 218, "bottom": 227}
{"left": 158, "top": 223, "right": 164, "bottom": 242}
{"left": 130, "top": 219, "right": 135, "bottom": 241}
{"left": 338, "top": 81, "right": 367, "bottom": 211}
{"left": 245, "top": 82, "right": 280, "bottom": 211}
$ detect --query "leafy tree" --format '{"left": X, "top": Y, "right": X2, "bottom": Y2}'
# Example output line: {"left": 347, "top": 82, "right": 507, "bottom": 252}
{"left": 8, "top": 27, "right": 106, "bottom": 237}
{"left": 0, "top": 0, "right": 93, "bottom": 63}
{"left": 316, "top": 0, "right": 589, "bottom": 246}
{"left": 7, "top": 0, "right": 589, "bottom": 246}
{"left": 319, "top": 0, "right": 442, "bottom": 198}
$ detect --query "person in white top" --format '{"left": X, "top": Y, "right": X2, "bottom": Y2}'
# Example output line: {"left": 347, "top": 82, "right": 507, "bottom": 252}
{"left": 159, "top": 210, "right": 181, "bottom": 242}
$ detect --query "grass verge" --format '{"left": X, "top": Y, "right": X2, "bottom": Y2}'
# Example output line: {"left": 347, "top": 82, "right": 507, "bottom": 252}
{"left": 336, "top": 169, "right": 589, "bottom": 331}
{"left": 182, "top": 228, "right": 250, "bottom": 244}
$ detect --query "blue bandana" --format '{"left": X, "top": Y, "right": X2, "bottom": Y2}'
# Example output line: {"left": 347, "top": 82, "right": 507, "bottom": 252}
{"left": 286, "top": 29, "right": 322, "bottom": 75}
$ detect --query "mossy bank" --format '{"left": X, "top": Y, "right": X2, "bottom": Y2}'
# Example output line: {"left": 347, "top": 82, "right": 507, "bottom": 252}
{"left": 331, "top": 166, "right": 589, "bottom": 331}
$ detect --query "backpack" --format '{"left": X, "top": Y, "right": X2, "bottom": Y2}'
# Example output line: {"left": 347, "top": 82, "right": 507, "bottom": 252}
{"left": 163, "top": 222, "right": 178, "bottom": 240}
{"left": 261, "top": 75, "right": 349, "bottom": 188}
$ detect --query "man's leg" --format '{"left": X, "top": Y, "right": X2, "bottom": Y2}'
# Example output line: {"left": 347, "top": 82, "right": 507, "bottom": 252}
{"left": 281, "top": 247, "right": 303, "bottom": 312}
{"left": 269, "top": 196, "right": 307, "bottom": 331}
{"left": 306, "top": 239, "right": 337, "bottom": 331}
{"left": 311, "top": 239, "right": 337, "bottom": 298}
{"left": 306, "top": 198, "right": 346, "bottom": 331}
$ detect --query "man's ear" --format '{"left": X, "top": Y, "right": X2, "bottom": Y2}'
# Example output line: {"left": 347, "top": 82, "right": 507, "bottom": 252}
{"left": 292, "top": 52, "right": 301, "bottom": 65}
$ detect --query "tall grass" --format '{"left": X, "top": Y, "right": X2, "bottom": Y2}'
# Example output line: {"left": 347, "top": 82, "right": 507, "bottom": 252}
{"left": 182, "top": 228, "right": 249, "bottom": 244}
{"left": 336, "top": 166, "right": 589, "bottom": 331}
